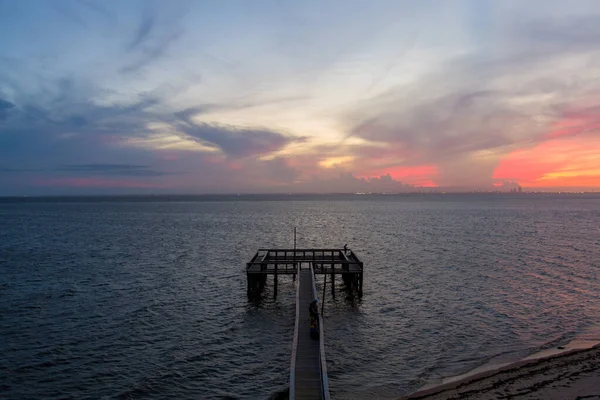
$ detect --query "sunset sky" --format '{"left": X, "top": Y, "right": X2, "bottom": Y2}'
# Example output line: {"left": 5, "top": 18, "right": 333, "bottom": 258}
{"left": 1, "top": 0, "right": 600, "bottom": 194}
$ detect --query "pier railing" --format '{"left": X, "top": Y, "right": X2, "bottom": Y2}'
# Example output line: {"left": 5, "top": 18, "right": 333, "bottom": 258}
{"left": 310, "top": 264, "right": 330, "bottom": 400}
{"left": 246, "top": 248, "right": 364, "bottom": 274}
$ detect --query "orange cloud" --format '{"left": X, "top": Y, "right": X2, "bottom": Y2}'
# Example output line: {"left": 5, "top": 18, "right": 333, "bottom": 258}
{"left": 494, "top": 135, "right": 600, "bottom": 188}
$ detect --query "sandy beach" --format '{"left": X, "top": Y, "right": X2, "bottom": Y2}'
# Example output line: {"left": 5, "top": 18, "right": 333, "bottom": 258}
{"left": 403, "top": 342, "right": 600, "bottom": 400}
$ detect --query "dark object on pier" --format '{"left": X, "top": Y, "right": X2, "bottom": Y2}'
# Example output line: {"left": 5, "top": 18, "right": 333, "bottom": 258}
{"left": 245, "top": 248, "right": 364, "bottom": 300}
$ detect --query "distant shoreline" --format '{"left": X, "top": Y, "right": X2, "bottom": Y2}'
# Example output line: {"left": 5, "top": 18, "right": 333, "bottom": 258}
{"left": 0, "top": 192, "right": 599, "bottom": 202}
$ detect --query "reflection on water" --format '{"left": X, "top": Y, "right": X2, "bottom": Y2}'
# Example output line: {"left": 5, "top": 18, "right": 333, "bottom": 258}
{"left": 0, "top": 194, "right": 599, "bottom": 399}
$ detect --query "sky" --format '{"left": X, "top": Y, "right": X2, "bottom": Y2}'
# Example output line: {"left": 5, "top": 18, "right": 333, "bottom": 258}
{"left": 1, "top": 0, "right": 600, "bottom": 195}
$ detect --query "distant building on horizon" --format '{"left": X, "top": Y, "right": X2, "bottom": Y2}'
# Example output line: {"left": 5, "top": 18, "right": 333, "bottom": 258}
{"left": 508, "top": 186, "right": 523, "bottom": 193}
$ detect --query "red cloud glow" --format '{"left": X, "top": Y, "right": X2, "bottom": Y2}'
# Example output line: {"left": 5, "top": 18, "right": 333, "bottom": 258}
{"left": 494, "top": 136, "right": 600, "bottom": 188}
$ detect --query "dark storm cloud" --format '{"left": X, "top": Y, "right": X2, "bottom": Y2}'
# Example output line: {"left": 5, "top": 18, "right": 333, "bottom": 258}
{"left": 174, "top": 110, "right": 302, "bottom": 158}
{"left": 179, "top": 122, "right": 296, "bottom": 158}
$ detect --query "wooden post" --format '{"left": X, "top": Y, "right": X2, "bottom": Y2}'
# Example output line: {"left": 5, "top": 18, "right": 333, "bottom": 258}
{"left": 331, "top": 270, "right": 335, "bottom": 298}
{"left": 358, "top": 272, "right": 363, "bottom": 298}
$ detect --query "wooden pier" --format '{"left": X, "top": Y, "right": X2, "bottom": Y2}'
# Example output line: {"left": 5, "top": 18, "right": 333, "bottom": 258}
{"left": 246, "top": 248, "right": 364, "bottom": 399}
{"left": 245, "top": 248, "right": 364, "bottom": 299}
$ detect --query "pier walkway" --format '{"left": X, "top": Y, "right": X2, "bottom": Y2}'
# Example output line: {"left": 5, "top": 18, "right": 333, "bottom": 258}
{"left": 290, "top": 268, "right": 325, "bottom": 399}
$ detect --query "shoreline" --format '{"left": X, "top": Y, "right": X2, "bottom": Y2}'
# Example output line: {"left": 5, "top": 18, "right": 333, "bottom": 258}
{"left": 402, "top": 340, "right": 600, "bottom": 399}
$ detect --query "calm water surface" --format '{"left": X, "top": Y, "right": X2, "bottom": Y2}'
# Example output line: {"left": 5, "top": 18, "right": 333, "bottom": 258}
{"left": 1, "top": 194, "right": 599, "bottom": 399}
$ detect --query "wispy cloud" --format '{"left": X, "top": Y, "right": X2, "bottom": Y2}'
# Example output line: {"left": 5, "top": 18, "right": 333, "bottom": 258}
{"left": 119, "top": 5, "right": 186, "bottom": 74}
{"left": 57, "top": 164, "right": 169, "bottom": 177}
{"left": 128, "top": 15, "right": 154, "bottom": 50}
{"left": 0, "top": 167, "right": 41, "bottom": 173}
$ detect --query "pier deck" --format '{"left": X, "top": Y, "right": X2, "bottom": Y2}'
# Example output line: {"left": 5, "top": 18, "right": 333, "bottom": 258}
{"left": 246, "top": 248, "right": 363, "bottom": 275}
{"left": 246, "top": 248, "right": 364, "bottom": 298}
{"left": 291, "top": 269, "right": 323, "bottom": 399}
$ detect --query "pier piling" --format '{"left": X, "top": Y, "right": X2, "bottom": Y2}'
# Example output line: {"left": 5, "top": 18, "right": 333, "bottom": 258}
{"left": 331, "top": 272, "right": 335, "bottom": 298}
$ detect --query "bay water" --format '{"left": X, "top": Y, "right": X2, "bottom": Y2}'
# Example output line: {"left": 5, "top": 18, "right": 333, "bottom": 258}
{"left": 1, "top": 194, "right": 599, "bottom": 399}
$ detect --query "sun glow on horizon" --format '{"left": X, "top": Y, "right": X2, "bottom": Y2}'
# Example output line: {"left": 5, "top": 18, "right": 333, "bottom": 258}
{"left": 494, "top": 135, "right": 600, "bottom": 188}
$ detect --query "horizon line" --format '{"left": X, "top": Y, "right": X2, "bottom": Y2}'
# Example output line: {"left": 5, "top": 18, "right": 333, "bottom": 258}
{"left": 1, "top": 191, "right": 598, "bottom": 199}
